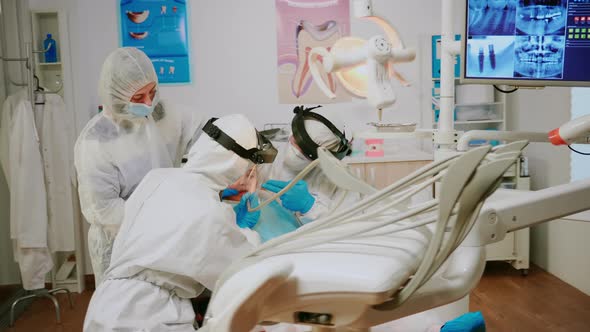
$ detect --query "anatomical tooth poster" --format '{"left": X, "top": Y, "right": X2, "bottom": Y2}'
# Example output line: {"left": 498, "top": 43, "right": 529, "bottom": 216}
{"left": 120, "top": 0, "right": 190, "bottom": 84}
{"left": 275, "top": 0, "right": 351, "bottom": 104}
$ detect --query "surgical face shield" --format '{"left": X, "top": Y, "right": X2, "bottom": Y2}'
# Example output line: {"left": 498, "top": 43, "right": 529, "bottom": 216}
{"left": 291, "top": 105, "right": 351, "bottom": 160}
{"left": 203, "top": 118, "right": 278, "bottom": 164}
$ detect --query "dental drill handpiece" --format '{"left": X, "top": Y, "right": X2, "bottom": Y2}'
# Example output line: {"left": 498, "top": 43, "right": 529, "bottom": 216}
{"left": 488, "top": 44, "right": 496, "bottom": 70}
{"left": 478, "top": 47, "right": 485, "bottom": 73}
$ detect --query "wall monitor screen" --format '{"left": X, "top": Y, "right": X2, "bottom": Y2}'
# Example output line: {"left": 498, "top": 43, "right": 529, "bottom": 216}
{"left": 463, "top": 0, "right": 590, "bottom": 86}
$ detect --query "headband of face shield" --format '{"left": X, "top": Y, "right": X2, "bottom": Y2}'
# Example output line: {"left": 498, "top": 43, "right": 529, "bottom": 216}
{"left": 203, "top": 118, "right": 278, "bottom": 164}
{"left": 291, "top": 105, "right": 352, "bottom": 160}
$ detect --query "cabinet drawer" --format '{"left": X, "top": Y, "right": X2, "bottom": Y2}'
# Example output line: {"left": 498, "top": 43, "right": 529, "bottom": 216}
{"left": 365, "top": 161, "right": 432, "bottom": 190}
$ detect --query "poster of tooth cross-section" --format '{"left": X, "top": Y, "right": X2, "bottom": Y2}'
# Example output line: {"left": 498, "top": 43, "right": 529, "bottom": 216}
{"left": 276, "top": 0, "right": 351, "bottom": 104}
{"left": 120, "top": 0, "right": 190, "bottom": 84}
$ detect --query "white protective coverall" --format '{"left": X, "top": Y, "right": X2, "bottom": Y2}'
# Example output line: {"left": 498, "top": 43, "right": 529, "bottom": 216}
{"left": 74, "top": 47, "right": 203, "bottom": 285}
{"left": 83, "top": 114, "right": 260, "bottom": 332}
{"left": 262, "top": 117, "right": 355, "bottom": 223}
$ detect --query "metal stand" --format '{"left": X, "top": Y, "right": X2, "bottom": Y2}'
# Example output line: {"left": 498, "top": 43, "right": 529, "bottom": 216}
{"left": 9, "top": 288, "right": 73, "bottom": 327}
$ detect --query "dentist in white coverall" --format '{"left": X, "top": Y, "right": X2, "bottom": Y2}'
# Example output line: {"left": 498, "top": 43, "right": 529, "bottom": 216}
{"left": 75, "top": 47, "right": 203, "bottom": 286}
{"left": 83, "top": 114, "right": 261, "bottom": 331}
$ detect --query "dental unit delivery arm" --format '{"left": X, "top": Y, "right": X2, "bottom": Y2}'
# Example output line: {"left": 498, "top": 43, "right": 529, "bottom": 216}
{"left": 465, "top": 178, "right": 590, "bottom": 249}
{"left": 548, "top": 113, "right": 590, "bottom": 145}
{"left": 464, "top": 114, "right": 590, "bottom": 247}
{"left": 457, "top": 131, "right": 549, "bottom": 151}
{"left": 459, "top": 111, "right": 590, "bottom": 151}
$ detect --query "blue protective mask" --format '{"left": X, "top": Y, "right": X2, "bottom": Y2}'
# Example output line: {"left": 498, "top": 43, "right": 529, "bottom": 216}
{"left": 127, "top": 101, "right": 156, "bottom": 117}
{"left": 127, "top": 92, "right": 159, "bottom": 117}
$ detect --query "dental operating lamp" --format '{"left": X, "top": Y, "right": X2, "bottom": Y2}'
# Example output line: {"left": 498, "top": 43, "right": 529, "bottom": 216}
{"left": 308, "top": 0, "right": 416, "bottom": 120}
{"left": 306, "top": 0, "right": 456, "bottom": 152}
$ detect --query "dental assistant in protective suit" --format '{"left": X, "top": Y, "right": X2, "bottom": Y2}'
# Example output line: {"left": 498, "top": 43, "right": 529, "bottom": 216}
{"left": 74, "top": 47, "right": 204, "bottom": 286}
{"left": 260, "top": 105, "right": 353, "bottom": 223}
{"left": 83, "top": 114, "right": 270, "bottom": 332}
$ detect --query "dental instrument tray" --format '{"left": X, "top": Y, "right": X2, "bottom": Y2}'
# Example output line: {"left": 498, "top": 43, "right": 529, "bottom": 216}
{"left": 367, "top": 122, "right": 417, "bottom": 133}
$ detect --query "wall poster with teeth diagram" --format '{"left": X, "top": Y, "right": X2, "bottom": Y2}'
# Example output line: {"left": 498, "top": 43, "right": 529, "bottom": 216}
{"left": 275, "top": 0, "right": 351, "bottom": 104}
{"left": 120, "top": 0, "right": 190, "bottom": 84}
{"left": 465, "top": 0, "right": 590, "bottom": 83}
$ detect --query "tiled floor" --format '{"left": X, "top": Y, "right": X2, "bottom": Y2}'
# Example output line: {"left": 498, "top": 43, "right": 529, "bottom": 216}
{"left": 5, "top": 262, "right": 590, "bottom": 331}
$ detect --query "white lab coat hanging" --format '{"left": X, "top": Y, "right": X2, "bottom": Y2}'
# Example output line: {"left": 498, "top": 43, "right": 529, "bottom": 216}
{"left": 0, "top": 91, "right": 53, "bottom": 290}
{"left": 34, "top": 93, "right": 77, "bottom": 252}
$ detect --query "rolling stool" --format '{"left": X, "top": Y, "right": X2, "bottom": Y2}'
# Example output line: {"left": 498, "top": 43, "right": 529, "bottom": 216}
{"left": 10, "top": 287, "right": 73, "bottom": 327}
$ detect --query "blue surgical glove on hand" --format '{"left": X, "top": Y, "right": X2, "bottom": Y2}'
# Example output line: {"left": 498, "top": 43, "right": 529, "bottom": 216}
{"left": 221, "top": 188, "right": 239, "bottom": 199}
{"left": 233, "top": 192, "right": 261, "bottom": 229}
{"left": 261, "top": 179, "right": 315, "bottom": 214}
{"left": 441, "top": 311, "right": 485, "bottom": 332}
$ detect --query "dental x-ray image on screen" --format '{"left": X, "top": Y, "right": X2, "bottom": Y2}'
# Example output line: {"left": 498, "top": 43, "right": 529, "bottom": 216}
{"left": 468, "top": 0, "right": 518, "bottom": 35}
{"left": 516, "top": 0, "right": 567, "bottom": 36}
{"left": 514, "top": 35, "right": 565, "bottom": 79}
{"left": 466, "top": 36, "right": 516, "bottom": 78}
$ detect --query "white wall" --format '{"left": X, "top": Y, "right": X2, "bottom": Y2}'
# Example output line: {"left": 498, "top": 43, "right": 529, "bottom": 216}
{"left": 507, "top": 88, "right": 590, "bottom": 295}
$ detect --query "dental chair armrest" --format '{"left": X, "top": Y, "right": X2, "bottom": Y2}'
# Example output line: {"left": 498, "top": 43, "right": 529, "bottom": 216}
{"left": 203, "top": 261, "right": 294, "bottom": 332}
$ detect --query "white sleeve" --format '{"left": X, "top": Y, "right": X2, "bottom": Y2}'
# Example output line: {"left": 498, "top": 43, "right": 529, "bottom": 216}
{"left": 192, "top": 202, "right": 258, "bottom": 289}
{"left": 74, "top": 138, "right": 125, "bottom": 229}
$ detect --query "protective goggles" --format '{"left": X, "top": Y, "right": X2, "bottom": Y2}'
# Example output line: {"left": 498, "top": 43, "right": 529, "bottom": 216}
{"left": 203, "top": 117, "right": 278, "bottom": 164}
{"left": 291, "top": 105, "right": 352, "bottom": 160}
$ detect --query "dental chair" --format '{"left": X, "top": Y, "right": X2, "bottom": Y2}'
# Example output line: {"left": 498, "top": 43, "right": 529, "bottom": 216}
{"left": 201, "top": 142, "right": 528, "bottom": 332}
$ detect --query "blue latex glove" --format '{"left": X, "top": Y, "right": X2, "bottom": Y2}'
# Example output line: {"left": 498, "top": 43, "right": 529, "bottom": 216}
{"left": 233, "top": 192, "right": 261, "bottom": 229}
{"left": 261, "top": 180, "right": 315, "bottom": 214}
{"left": 221, "top": 188, "right": 239, "bottom": 199}
{"left": 441, "top": 311, "right": 485, "bottom": 332}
